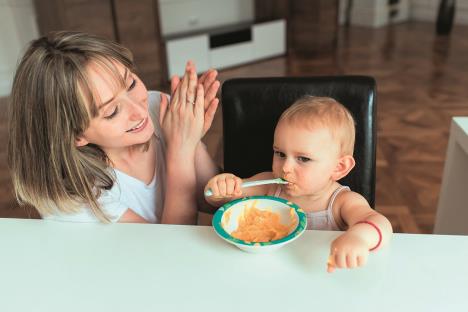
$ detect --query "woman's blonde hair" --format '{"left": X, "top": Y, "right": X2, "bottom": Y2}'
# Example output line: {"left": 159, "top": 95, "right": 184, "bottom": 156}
{"left": 278, "top": 96, "right": 356, "bottom": 156}
{"left": 8, "top": 31, "right": 135, "bottom": 222}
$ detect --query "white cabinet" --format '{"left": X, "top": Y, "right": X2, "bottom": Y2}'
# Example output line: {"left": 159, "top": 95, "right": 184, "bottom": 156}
{"left": 158, "top": 0, "right": 254, "bottom": 37}
{"left": 252, "top": 20, "right": 286, "bottom": 60}
{"left": 434, "top": 117, "right": 468, "bottom": 235}
{"left": 165, "top": 35, "right": 210, "bottom": 78}
{"left": 210, "top": 41, "right": 253, "bottom": 69}
{"left": 165, "top": 19, "right": 286, "bottom": 78}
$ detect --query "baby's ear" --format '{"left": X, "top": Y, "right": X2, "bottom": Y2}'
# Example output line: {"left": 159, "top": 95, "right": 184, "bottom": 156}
{"left": 331, "top": 155, "right": 355, "bottom": 181}
{"left": 75, "top": 136, "right": 89, "bottom": 147}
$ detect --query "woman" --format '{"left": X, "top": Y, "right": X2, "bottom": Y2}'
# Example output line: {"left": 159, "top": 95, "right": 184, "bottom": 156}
{"left": 8, "top": 31, "right": 220, "bottom": 224}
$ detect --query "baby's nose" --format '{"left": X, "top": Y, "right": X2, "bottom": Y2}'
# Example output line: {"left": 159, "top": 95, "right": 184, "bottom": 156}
{"left": 282, "top": 159, "right": 294, "bottom": 173}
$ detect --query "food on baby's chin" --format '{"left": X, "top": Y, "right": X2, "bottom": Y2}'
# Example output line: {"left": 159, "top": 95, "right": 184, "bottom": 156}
{"left": 230, "top": 202, "right": 297, "bottom": 243}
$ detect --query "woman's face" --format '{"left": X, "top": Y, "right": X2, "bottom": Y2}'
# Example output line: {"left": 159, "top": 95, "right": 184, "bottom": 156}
{"left": 77, "top": 61, "right": 154, "bottom": 153}
{"left": 272, "top": 120, "right": 341, "bottom": 198}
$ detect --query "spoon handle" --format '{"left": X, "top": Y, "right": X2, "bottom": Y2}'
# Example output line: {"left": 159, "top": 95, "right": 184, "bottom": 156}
{"left": 204, "top": 178, "right": 288, "bottom": 197}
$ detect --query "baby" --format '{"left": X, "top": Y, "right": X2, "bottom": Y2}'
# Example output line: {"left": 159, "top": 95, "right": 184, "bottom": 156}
{"left": 205, "top": 96, "right": 392, "bottom": 272}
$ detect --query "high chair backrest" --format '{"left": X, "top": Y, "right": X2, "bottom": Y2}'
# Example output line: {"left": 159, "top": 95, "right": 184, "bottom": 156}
{"left": 221, "top": 76, "right": 377, "bottom": 207}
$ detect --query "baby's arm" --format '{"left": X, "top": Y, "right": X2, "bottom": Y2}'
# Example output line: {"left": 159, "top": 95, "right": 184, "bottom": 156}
{"left": 328, "top": 191, "right": 393, "bottom": 273}
{"left": 204, "top": 171, "right": 274, "bottom": 207}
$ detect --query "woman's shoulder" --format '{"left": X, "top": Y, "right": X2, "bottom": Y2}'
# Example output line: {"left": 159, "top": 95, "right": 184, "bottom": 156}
{"left": 42, "top": 179, "right": 128, "bottom": 223}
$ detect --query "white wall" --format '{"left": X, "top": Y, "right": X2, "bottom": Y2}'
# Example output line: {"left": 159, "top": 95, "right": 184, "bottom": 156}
{"left": 158, "top": 0, "right": 254, "bottom": 37}
{"left": 411, "top": 0, "right": 468, "bottom": 25}
{"left": 339, "top": 0, "right": 411, "bottom": 27}
{"left": 0, "top": 0, "right": 254, "bottom": 96}
{"left": 0, "top": 0, "right": 39, "bottom": 97}
{"left": 339, "top": 0, "right": 468, "bottom": 27}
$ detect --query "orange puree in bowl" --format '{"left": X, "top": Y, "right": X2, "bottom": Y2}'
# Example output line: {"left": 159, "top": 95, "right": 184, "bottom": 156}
{"left": 231, "top": 202, "right": 297, "bottom": 243}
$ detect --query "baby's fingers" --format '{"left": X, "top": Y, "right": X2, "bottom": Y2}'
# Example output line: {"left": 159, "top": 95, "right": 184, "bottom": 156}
{"left": 225, "top": 178, "right": 237, "bottom": 196}
{"left": 357, "top": 254, "right": 368, "bottom": 267}
{"left": 206, "top": 181, "right": 220, "bottom": 197}
{"left": 327, "top": 247, "right": 346, "bottom": 272}
{"left": 327, "top": 255, "right": 335, "bottom": 273}
{"left": 334, "top": 251, "right": 347, "bottom": 269}
{"left": 217, "top": 178, "right": 229, "bottom": 196}
{"left": 346, "top": 253, "right": 358, "bottom": 269}
{"left": 233, "top": 177, "right": 243, "bottom": 195}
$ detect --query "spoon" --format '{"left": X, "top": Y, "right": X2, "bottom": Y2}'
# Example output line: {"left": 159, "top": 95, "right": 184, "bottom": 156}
{"left": 204, "top": 178, "right": 289, "bottom": 197}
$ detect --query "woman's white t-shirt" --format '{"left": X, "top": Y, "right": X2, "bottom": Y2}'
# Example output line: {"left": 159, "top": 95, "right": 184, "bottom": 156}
{"left": 43, "top": 91, "right": 167, "bottom": 223}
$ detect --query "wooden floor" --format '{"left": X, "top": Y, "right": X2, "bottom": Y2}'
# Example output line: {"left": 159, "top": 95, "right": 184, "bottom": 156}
{"left": 2, "top": 21, "right": 468, "bottom": 234}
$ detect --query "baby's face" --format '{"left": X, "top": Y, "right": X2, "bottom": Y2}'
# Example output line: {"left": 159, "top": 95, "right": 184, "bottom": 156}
{"left": 272, "top": 120, "right": 341, "bottom": 197}
{"left": 77, "top": 60, "right": 154, "bottom": 152}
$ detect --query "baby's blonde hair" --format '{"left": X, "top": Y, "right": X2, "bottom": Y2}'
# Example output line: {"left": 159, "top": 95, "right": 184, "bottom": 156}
{"left": 278, "top": 96, "right": 355, "bottom": 156}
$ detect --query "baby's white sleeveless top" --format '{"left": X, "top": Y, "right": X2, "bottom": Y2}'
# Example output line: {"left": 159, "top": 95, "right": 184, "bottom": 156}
{"left": 273, "top": 185, "right": 350, "bottom": 231}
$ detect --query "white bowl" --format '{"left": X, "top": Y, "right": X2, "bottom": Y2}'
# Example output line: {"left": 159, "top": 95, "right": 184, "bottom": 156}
{"left": 212, "top": 196, "right": 307, "bottom": 253}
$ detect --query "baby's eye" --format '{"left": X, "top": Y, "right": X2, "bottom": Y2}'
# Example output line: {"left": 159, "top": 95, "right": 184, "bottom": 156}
{"left": 274, "top": 151, "right": 286, "bottom": 158}
{"left": 104, "top": 106, "right": 119, "bottom": 119}
{"left": 128, "top": 77, "right": 136, "bottom": 91}
{"left": 297, "top": 156, "right": 311, "bottom": 163}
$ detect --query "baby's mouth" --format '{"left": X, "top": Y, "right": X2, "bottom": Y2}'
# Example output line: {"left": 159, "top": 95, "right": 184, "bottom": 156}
{"left": 281, "top": 178, "right": 293, "bottom": 188}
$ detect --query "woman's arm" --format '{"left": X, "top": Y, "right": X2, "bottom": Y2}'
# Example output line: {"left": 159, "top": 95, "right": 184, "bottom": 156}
{"left": 192, "top": 67, "right": 221, "bottom": 213}
{"left": 159, "top": 62, "right": 205, "bottom": 224}
{"left": 163, "top": 63, "right": 221, "bottom": 217}
{"left": 118, "top": 209, "right": 149, "bottom": 223}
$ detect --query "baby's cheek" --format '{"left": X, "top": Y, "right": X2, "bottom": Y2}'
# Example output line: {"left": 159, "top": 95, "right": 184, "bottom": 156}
{"left": 271, "top": 162, "right": 281, "bottom": 176}
{"left": 295, "top": 170, "right": 309, "bottom": 183}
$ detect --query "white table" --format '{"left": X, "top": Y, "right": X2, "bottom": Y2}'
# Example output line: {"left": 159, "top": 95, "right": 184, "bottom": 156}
{"left": 1, "top": 218, "right": 467, "bottom": 312}
{"left": 434, "top": 117, "right": 468, "bottom": 234}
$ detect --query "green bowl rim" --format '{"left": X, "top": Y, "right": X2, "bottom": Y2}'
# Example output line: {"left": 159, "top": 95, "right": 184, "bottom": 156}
{"left": 212, "top": 195, "right": 307, "bottom": 246}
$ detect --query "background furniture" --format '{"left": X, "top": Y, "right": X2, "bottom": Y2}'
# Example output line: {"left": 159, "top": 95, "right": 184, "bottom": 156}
{"left": 1, "top": 218, "right": 467, "bottom": 311}
{"left": 436, "top": 0, "right": 456, "bottom": 35}
{"left": 221, "top": 76, "right": 377, "bottom": 207}
{"left": 434, "top": 117, "right": 468, "bottom": 234}
{"left": 34, "top": 0, "right": 166, "bottom": 90}
{"left": 33, "top": 0, "right": 340, "bottom": 89}
{"left": 256, "top": 0, "right": 339, "bottom": 54}
{"left": 338, "top": 0, "right": 410, "bottom": 28}
{"left": 165, "top": 19, "right": 286, "bottom": 79}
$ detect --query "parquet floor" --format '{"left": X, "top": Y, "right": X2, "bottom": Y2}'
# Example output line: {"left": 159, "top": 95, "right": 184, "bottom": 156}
{"left": 2, "top": 21, "right": 467, "bottom": 234}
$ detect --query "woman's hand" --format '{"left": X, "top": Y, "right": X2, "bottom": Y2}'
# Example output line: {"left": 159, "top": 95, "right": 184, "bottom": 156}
{"left": 327, "top": 231, "right": 370, "bottom": 273}
{"left": 170, "top": 63, "right": 220, "bottom": 136}
{"left": 198, "top": 68, "right": 220, "bottom": 135}
{"left": 159, "top": 61, "right": 205, "bottom": 153}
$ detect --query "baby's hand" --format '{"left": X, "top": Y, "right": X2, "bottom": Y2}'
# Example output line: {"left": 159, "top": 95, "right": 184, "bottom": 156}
{"left": 204, "top": 173, "right": 243, "bottom": 199}
{"left": 327, "top": 232, "right": 369, "bottom": 273}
